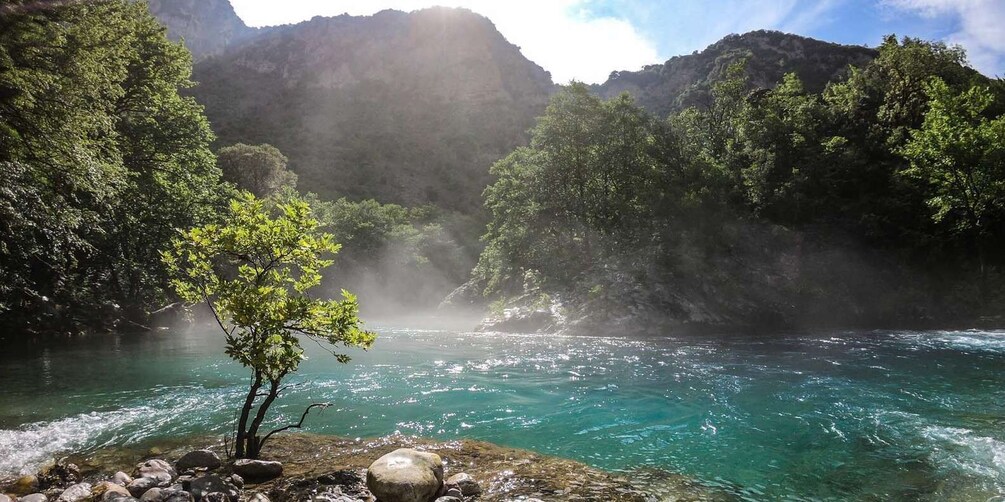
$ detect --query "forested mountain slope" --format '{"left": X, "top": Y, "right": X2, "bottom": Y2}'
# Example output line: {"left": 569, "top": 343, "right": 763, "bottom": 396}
{"left": 187, "top": 8, "right": 555, "bottom": 211}
{"left": 595, "top": 30, "right": 878, "bottom": 116}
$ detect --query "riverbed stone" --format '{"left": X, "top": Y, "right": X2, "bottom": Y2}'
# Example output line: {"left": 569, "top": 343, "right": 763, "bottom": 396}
{"left": 0, "top": 494, "right": 12, "bottom": 502}
{"left": 232, "top": 460, "right": 282, "bottom": 481}
{"left": 111, "top": 473, "right": 133, "bottom": 487}
{"left": 446, "top": 472, "right": 480, "bottom": 496}
{"left": 247, "top": 494, "right": 268, "bottom": 502}
{"left": 20, "top": 494, "right": 47, "bottom": 502}
{"left": 93, "top": 481, "right": 130, "bottom": 501}
{"left": 56, "top": 483, "right": 91, "bottom": 502}
{"left": 433, "top": 497, "right": 461, "bottom": 502}
{"left": 366, "top": 448, "right": 443, "bottom": 502}
{"left": 136, "top": 461, "right": 176, "bottom": 480}
{"left": 126, "top": 475, "right": 170, "bottom": 498}
{"left": 188, "top": 475, "right": 238, "bottom": 502}
{"left": 162, "top": 492, "right": 193, "bottom": 502}
{"left": 176, "top": 451, "right": 221, "bottom": 473}
{"left": 226, "top": 475, "right": 242, "bottom": 490}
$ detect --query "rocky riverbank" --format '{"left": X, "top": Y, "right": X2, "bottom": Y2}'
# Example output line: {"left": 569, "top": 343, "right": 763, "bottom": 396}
{"left": 2, "top": 434, "right": 724, "bottom": 502}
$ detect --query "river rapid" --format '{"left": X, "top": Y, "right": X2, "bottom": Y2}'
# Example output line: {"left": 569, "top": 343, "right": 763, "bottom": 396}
{"left": 1, "top": 325, "right": 1003, "bottom": 500}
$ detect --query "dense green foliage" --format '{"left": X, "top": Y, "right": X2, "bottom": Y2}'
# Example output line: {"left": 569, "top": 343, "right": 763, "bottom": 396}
{"left": 163, "top": 194, "right": 375, "bottom": 458}
{"left": 218, "top": 143, "right": 298, "bottom": 198}
{"left": 478, "top": 37, "right": 1005, "bottom": 327}
{"left": 0, "top": 0, "right": 227, "bottom": 334}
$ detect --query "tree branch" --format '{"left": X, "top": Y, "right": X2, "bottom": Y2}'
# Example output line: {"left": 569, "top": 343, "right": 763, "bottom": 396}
{"left": 257, "top": 403, "right": 331, "bottom": 451}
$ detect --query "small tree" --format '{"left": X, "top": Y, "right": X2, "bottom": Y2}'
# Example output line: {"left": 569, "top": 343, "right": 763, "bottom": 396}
{"left": 162, "top": 193, "right": 376, "bottom": 459}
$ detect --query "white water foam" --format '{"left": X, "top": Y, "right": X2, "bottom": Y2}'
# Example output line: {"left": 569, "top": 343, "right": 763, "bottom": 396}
{"left": 0, "top": 389, "right": 234, "bottom": 478}
{"left": 922, "top": 425, "right": 1005, "bottom": 492}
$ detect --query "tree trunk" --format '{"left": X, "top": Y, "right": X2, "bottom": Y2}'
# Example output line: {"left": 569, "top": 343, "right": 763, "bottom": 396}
{"left": 235, "top": 371, "right": 262, "bottom": 459}
{"left": 245, "top": 377, "right": 281, "bottom": 459}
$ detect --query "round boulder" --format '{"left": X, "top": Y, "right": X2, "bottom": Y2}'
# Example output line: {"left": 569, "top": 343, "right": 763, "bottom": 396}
{"left": 176, "top": 451, "right": 221, "bottom": 473}
{"left": 232, "top": 460, "right": 282, "bottom": 481}
{"left": 56, "top": 483, "right": 92, "bottom": 502}
{"left": 136, "top": 461, "right": 176, "bottom": 480}
{"left": 445, "top": 473, "right": 481, "bottom": 496}
{"left": 189, "top": 475, "right": 238, "bottom": 502}
{"left": 21, "top": 494, "right": 48, "bottom": 502}
{"left": 93, "top": 481, "right": 131, "bottom": 501}
{"left": 0, "top": 494, "right": 12, "bottom": 502}
{"left": 366, "top": 448, "right": 443, "bottom": 502}
{"left": 111, "top": 472, "right": 133, "bottom": 487}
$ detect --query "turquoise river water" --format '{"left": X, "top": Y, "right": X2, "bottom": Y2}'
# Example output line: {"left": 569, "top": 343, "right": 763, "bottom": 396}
{"left": 1, "top": 325, "right": 1004, "bottom": 500}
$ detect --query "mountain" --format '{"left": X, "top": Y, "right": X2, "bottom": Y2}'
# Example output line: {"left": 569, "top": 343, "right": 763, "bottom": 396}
{"left": 187, "top": 8, "right": 555, "bottom": 211}
{"left": 146, "top": 0, "right": 256, "bottom": 59}
{"left": 595, "top": 30, "right": 878, "bottom": 116}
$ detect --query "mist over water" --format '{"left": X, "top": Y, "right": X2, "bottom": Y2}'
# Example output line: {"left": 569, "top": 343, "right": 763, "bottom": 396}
{"left": 1, "top": 325, "right": 1003, "bottom": 500}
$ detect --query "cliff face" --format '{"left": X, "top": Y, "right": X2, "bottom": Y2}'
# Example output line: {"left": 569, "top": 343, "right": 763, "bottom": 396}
{"left": 595, "top": 30, "right": 878, "bottom": 116}
{"left": 187, "top": 8, "right": 555, "bottom": 210}
{"left": 146, "top": 0, "right": 255, "bottom": 59}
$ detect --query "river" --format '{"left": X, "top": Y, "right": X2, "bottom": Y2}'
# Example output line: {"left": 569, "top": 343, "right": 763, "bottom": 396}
{"left": 1, "top": 325, "right": 1003, "bottom": 500}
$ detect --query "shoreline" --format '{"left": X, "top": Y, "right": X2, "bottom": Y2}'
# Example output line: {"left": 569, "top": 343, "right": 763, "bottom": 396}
{"left": 3, "top": 433, "right": 721, "bottom": 501}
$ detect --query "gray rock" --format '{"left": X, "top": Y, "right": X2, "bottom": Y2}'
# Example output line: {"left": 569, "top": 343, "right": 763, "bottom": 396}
{"left": 433, "top": 497, "right": 461, "bottom": 502}
{"left": 112, "top": 472, "right": 133, "bottom": 487}
{"left": 445, "top": 473, "right": 481, "bottom": 496}
{"left": 57, "top": 483, "right": 92, "bottom": 502}
{"left": 0, "top": 494, "right": 12, "bottom": 502}
{"left": 139, "top": 488, "right": 164, "bottom": 502}
{"left": 175, "top": 451, "right": 221, "bottom": 472}
{"left": 189, "top": 475, "right": 238, "bottom": 502}
{"left": 232, "top": 460, "right": 282, "bottom": 481}
{"left": 247, "top": 494, "right": 269, "bottom": 502}
{"left": 226, "top": 475, "right": 243, "bottom": 490}
{"left": 126, "top": 472, "right": 171, "bottom": 498}
{"left": 162, "top": 491, "right": 194, "bottom": 502}
{"left": 21, "top": 495, "right": 48, "bottom": 502}
{"left": 445, "top": 487, "right": 462, "bottom": 498}
{"left": 199, "top": 494, "right": 226, "bottom": 502}
{"left": 366, "top": 448, "right": 443, "bottom": 502}
{"left": 93, "top": 481, "right": 131, "bottom": 501}
{"left": 136, "top": 460, "right": 177, "bottom": 479}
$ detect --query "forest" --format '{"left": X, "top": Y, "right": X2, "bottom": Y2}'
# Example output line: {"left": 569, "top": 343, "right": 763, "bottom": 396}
{"left": 1, "top": 1, "right": 1003, "bottom": 337}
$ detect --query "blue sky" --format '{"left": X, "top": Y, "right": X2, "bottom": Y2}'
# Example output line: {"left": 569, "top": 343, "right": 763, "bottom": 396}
{"left": 230, "top": 0, "right": 1005, "bottom": 83}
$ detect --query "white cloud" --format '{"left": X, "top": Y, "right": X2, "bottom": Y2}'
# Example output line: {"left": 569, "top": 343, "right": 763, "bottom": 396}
{"left": 228, "top": 0, "right": 659, "bottom": 84}
{"left": 885, "top": 0, "right": 1005, "bottom": 76}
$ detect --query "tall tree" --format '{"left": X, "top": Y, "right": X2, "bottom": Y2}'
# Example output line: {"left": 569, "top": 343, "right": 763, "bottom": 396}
{"left": 902, "top": 78, "right": 1005, "bottom": 292}
{"left": 0, "top": 0, "right": 225, "bottom": 333}
{"left": 217, "top": 143, "right": 298, "bottom": 198}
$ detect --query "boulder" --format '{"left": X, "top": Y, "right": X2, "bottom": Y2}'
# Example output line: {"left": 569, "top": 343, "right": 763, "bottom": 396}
{"left": 21, "top": 494, "right": 48, "bottom": 502}
{"left": 365, "top": 449, "right": 443, "bottom": 502}
{"left": 232, "top": 460, "right": 282, "bottom": 481}
{"left": 199, "top": 494, "right": 226, "bottom": 502}
{"left": 0, "top": 494, "right": 12, "bottom": 502}
{"left": 188, "top": 475, "right": 238, "bottom": 502}
{"left": 176, "top": 451, "right": 221, "bottom": 473}
{"left": 139, "top": 488, "right": 164, "bottom": 502}
{"left": 444, "top": 473, "right": 480, "bottom": 496}
{"left": 111, "top": 473, "right": 133, "bottom": 487}
{"left": 56, "top": 483, "right": 92, "bottom": 502}
{"left": 162, "top": 492, "right": 194, "bottom": 502}
{"left": 247, "top": 494, "right": 269, "bottom": 502}
{"left": 433, "top": 497, "right": 461, "bottom": 502}
{"left": 126, "top": 474, "right": 171, "bottom": 498}
{"left": 136, "top": 461, "right": 176, "bottom": 480}
{"left": 93, "top": 481, "right": 131, "bottom": 501}
{"left": 226, "top": 475, "right": 243, "bottom": 490}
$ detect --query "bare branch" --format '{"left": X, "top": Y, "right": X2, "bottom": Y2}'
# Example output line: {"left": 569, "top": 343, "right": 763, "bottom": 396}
{"left": 257, "top": 403, "right": 331, "bottom": 451}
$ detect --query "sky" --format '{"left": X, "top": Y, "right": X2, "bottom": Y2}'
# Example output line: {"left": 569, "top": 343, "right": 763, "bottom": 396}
{"left": 229, "top": 0, "right": 1005, "bottom": 84}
